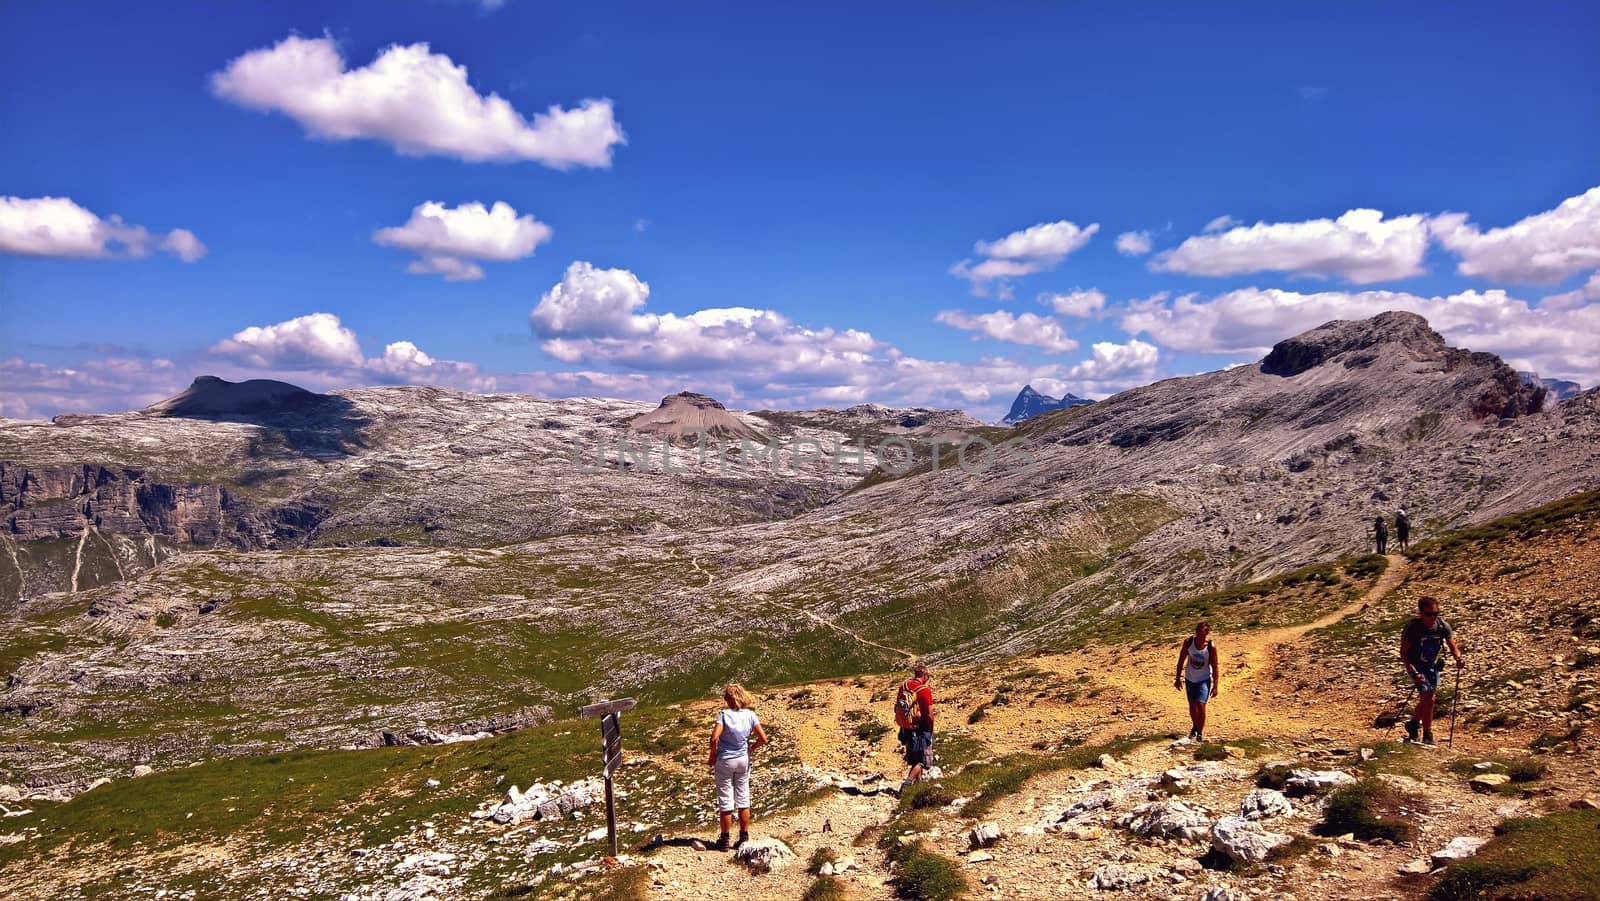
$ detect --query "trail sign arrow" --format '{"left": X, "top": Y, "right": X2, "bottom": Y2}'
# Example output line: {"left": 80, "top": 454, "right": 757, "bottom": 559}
{"left": 580, "top": 698, "right": 636, "bottom": 857}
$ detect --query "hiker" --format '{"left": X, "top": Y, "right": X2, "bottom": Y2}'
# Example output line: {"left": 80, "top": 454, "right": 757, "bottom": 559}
{"left": 1399, "top": 596, "right": 1464, "bottom": 745}
{"left": 895, "top": 662, "right": 935, "bottom": 789}
{"left": 1373, "top": 515, "right": 1388, "bottom": 554}
{"left": 1173, "top": 621, "right": 1220, "bottom": 742}
{"left": 1395, "top": 508, "right": 1411, "bottom": 551}
{"left": 707, "top": 683, "right": 767, "bottom": 851}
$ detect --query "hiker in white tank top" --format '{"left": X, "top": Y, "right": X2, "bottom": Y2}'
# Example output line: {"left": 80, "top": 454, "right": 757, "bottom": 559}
{"left": 1173, "top": 621, "right": 1221, "bottom": 742}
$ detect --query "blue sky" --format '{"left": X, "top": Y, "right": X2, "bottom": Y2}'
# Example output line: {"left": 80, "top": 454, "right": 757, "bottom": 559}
{"left": 3, "top": 1, "right": 1598, "bottom": 420}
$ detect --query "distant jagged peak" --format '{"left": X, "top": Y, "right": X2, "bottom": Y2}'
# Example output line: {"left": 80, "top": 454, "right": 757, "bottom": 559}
{"left": 144, "top": 375, "right": 326, "bottom": 417}
{"left": 1003, "top": 383, "right": 1092, "bottom": 425}
{"left": 629, "top": 390, "right": 764, "bottom": 441}
{"left": 1260, "top": 310, "right": 1446, "bottom": 377}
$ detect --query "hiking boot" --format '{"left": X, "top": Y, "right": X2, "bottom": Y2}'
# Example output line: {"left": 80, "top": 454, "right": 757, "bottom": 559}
{"left": 1194, "top": 732, "right": 1204, "bottom": 743}
{"left": 734, "top": 831, "right": 749, "bottom": 850}
{"left": 712, "top": 832, "right": 730, "bottom": 851}
{"left": 1403, "top": 719, "right": 1420, "bottom": 743}
{"left": 1422, "top": 730, "right": 1436, "bottom": 746}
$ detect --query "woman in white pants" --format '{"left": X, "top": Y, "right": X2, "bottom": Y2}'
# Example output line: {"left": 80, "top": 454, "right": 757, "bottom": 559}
{"left": 708, "top": 683, "right": 768, "bottom": 850}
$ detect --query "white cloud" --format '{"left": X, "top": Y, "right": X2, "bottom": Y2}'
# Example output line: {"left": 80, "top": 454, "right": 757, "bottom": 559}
{"left": 211, "top": 34, "right": 624, "bottom": 168}
{"left": 210, "top": 312, "right": 366, "bottom": 370}
{"left": 952, "top": 219, "right": 1099, "bottom": 296}
{"left": 373, "top": 200, "right": 552, "bottom": 280}
{"left": 530, "top": 261, "right": 880, "bottom": 376}
{"left": 935, "top": 310, "right": 1078, "bottom": 353}
{"left": 1203, "top": 215, "right": 1239, "bottom": 233}
{"left": 1115, "top": 230, "right": 1153, "bottom": 256}
{"left": 0, "top": 196, "right": 206, "bottom": 262}
{"left": 634, "top": 218, "right": 649, "bottom": 233}
{"left": 1043, "top": 289, "right": 1106, "bottom": 318}
{"left": 1431, "top": 186, "right": 1600, "bottom": 284}
{"left": 1119, "top": 286, "right": 1599, "bottom": 385}
{"left": 1154, "top": 209, "right": 1428, "bottom": 283}
{"left": 1541, "top": 273, "right": 1600, "bottom": 312}
{"left": 1065, "top": 339, "right": 1160, "bottom": 381}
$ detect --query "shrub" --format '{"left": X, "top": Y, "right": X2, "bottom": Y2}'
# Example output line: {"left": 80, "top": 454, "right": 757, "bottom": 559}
{"left": 1194, "top": 743, "right": 1229, "bottom": 761}
{"left": 1506, "top": 758, "right": 1547, "bottom": 783}
{"left": 808, "top": 846, "right": 838, "bottom": 875}
{"left": 855, "top": 720, "right": 890, "bottom": 743}
{"left": 1318, "top": 780, "right": 1417, "bottom": 843}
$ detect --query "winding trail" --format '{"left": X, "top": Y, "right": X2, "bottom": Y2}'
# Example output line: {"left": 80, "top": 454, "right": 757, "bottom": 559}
{"left": 768, "top": 598, "right": 918, "bottom": 663}
{"left": 1084, "top": 553, "right": 1412, "bottom": 739}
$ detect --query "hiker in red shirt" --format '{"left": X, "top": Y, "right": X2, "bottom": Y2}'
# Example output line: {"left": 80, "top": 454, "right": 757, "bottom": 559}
{"left": 895, "top": 662, "right": 935, "bottom": 789}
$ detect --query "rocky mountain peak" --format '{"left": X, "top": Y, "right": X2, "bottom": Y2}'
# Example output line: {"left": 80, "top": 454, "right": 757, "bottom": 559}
{"left": 1260, "top": 310, "right": 1445, "bottom": 377}
{"left": 144, "top": 375, "right": 323, "bottom": 417}
{"left": 629, "top": 391, "right": 764, "bottom": 441}
{"left": 1003, "top": 383, "right": 1093, "bottom": 425}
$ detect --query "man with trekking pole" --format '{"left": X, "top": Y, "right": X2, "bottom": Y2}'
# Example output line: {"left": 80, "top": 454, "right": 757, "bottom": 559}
{"left": 1399, "top": 596, "right": 1463, "bottom": 745}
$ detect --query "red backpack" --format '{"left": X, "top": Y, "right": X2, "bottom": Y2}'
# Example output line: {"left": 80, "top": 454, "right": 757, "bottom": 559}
{"left": 893, "top": 678, "right": 927, "bottom": 730}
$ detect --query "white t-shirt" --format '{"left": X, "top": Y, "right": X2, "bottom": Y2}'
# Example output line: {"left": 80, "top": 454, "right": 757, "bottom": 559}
{"left": 1184, "top": 638, "right": 1216, "bottom": 683}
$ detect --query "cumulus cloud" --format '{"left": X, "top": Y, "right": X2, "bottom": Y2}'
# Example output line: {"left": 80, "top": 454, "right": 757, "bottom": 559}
{"left": 530, "top": 261, "right": 880, "bottom": 377}
{"left": 1043, "top": 289, "right": 1106, "bottom": 318}
{"left": 1431, "top": 186, "right": 1600, "bottom": 284}
{"left": 935, "top": 310, "right": 1078, "bottom": 353}
{"left": 211, "top": 34, "right": 625, "bottom": 168}
{"left": 951, "top": 219, "right": 1099, "bottom": 297}
{"left": 1154, "top": 209, "right": 1428, "bottom": 283}
{"left": 1541, "top": 273, "right": 1600, "bottom": 312}
{"left": 211, "top": 312, "right": 366, "bottom": 370}
{"left": 1065, "top": 339, "right": 1160, "bottom": 380}
{"left": 373, "top": 200, "right": 552, "bottom": 280}
{"left": 0, "top": 196, "right": 206, "bottom": 262}
{"left": 1119, "top": 286, "right": 1598, "bottom": 385}
{"left": 1115, "top": 230, "right": 1153, "bottom": 256}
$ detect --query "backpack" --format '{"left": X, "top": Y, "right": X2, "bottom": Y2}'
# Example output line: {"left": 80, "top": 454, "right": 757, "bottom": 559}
{"left": 894, "top": 678, "right": 926, "bottom": 730}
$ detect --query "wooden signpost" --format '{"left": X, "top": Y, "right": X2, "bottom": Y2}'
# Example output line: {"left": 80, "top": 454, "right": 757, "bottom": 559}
{"left": 580, "top": 697, "right": 636, "bottom": 857}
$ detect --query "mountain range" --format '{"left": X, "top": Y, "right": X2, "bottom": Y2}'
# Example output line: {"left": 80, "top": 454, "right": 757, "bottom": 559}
{"left": 1001, "top": 384, "right": 1094, "bottom": 424}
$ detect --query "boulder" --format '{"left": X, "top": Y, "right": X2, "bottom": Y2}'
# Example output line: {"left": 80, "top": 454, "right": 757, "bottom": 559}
{"left": 1210, "top": 815, "right": 1292, "bottom": 864}
{"left": 1470, "top": 774, "right": 1511, "bottom": 793}
{"left": 1238, "top": 788, "right": 1293, "bottom": 821}
{"left": 1199, "top": 888, "right": 1236, "bottom": 901}
{"left": 969, "top": 822, "right": 1004, "bottom": 849}
{"left": 734, "top": 838, "right": 795, "bottom": 873}
{"left": 1431, "top": 836, "right": 1490, "bottom": 868}
{"left": 131, "top": 765, "right": 154, "bottom": 779}
{"left": 1570, "top": 797, "right": 1600, "bottom": 810}
{"left": 1398, "top": 858, "right": 1434, "bottom": 876}
{"left": 1118, "top": 801, "right": 1212, "bottom": 841}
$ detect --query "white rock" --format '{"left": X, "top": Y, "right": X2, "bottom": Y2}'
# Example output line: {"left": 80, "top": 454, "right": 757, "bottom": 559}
{"left": 1118, "top": 801, "right": 1211, "bottom": 841}
{"left": 1089, "top": 863, "right": 1148, "bottom": 891}
{"left": 1285, "top": 769, "right": 1356, "bottom": 793}
{"left": 1059, "top": 788, "right": 1125, "bottom": 822}
{"left": 969, "top": 822, "right": 1004, "bottom": 849}
{"left": 1210, "top": 815, "right": 1292, "bottom": 863}
{"left": 131, "top": 766, "right": 154, "bottom": 779}
{"left": 1239, "top": 788, "right": 1294, "bottom": 820}
{"left": 733, "top": 838, "right": 796, "bottom": 873}
{"left": 967, "top": 851, "right": 995, "bottom": 863}
{"left": 1198, "top": 887, "right": 1235, "bottom": 901}
{"left": 1431, "top": 836, "right": 1490, "bottom": 868}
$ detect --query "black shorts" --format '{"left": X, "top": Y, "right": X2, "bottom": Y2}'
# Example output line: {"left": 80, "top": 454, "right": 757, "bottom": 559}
{"left": 899, "top": 728, "right": 933, "bottom": 765}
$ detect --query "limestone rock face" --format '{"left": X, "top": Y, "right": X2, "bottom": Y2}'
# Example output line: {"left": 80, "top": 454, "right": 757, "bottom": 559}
{"left": 1118, "top": 801, "right": 1211, "bottom": 841}
{"left": 1238, "top": 788, "right": 1294, "bottom": 820}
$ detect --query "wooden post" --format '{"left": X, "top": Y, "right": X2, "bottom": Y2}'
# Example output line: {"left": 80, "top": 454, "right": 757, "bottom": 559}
{"left": 581, "top": 698, "right": 636, "bottom": 858}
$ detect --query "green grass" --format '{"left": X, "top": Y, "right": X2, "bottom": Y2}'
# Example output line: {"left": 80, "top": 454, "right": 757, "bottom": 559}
{"left": 1428, "top": 810, "right": 1600, "bottom": 901}
{"left": 856, "top": 720, "right": 891, "bottom": 743}
{"left": 1061, "top": 555, "right": 1387, "bottom": 650}
{"left": 890, "top": 841, "right": 968, "bottom": 901}
{"left": 901, "top": 735, "right": 1154, "bottom": 819}
{"left": 1411, "top": 489, "right": 1600, "bottom": 566}
{"left": 1317, "top": 779, "right": 1418, "bottom": 843}
{"left": 802, "top": 875, "right": 850, "bottom": 901}
{"left": 1193, "top": 742, "right": 1229, "bottom": 761}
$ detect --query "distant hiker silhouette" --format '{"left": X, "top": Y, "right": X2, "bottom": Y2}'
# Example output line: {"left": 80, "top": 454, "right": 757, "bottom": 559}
{"left": 1174, "top": 621, "right": 1220, "bottom": 742}
{"left": 1395, "top": 508, "right": 1411, "bottom": 551}
{"left": 1373, "top": 515, "right": 1388, "bottom": 555}
{"left": 1399, "top": 596, "right": 1463, "bottom": 745}
{"left": 895, "top": 662, "right": 935, "bottom": 791}
{"left": 707, "top": 683, "right": 767, "bottom": 851}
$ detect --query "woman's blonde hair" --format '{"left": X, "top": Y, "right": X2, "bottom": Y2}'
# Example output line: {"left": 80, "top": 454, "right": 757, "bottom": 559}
{"left": 723, "top": 683, "right": 753, "bottom": 710}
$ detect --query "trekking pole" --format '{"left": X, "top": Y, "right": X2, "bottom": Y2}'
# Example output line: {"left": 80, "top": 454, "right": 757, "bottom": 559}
{"left": 1448, "top": 663, "right": 1462, "bottom": 747}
